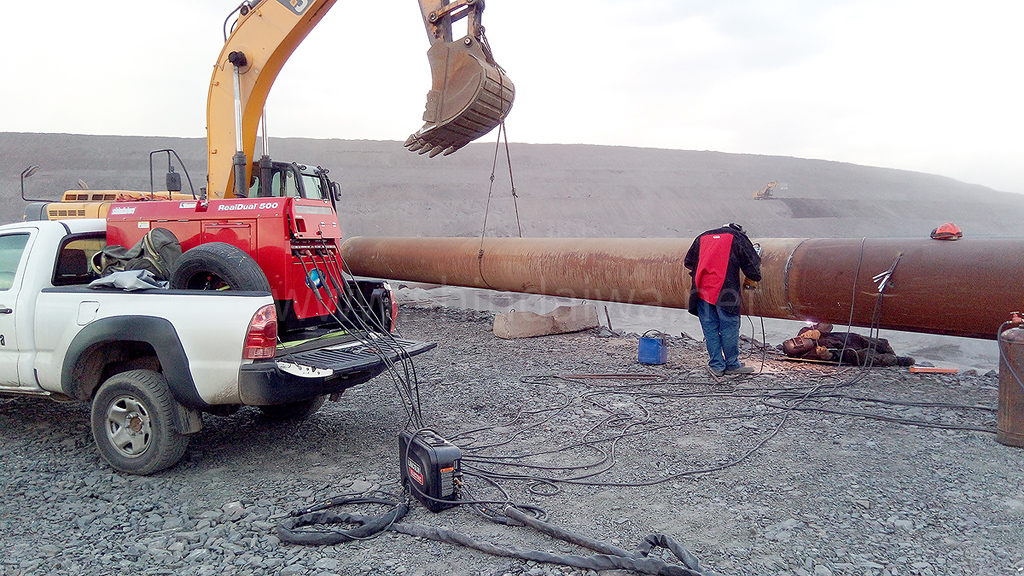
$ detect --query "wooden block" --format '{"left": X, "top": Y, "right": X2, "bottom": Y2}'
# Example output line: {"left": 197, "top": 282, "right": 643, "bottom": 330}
{"left": 909, "top": 366, "right": 959, "bottom": 374}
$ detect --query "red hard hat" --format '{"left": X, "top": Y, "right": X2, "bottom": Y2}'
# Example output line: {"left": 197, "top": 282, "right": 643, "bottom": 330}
{"left": 930, "top": 222, "right": 962, "bottom": 240}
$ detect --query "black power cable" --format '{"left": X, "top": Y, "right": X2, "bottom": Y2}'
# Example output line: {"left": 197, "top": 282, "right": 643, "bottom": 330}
{"left": 276, "top": 494, "right": 724, "bottom": 576}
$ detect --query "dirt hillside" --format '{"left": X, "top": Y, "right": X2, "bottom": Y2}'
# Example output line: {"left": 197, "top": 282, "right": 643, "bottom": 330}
{"left": 3, "top": 133, "right": 1022, "bottom": 240}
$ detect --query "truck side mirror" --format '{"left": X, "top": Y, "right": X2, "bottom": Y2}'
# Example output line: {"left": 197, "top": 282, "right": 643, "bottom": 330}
{"left": 330, "top": 181, "right": 342, "bottom": 202}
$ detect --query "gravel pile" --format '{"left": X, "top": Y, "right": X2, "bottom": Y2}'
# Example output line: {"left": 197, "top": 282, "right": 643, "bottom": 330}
{"left": 2, "top": 304, "right": 1022, "bottom": 576}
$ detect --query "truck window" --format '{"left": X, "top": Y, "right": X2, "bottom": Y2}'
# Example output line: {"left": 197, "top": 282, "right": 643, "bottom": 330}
{"left": 54, "top": 236, "right": 106, "bottom": 286}
{"left": 0, "top": 233, "right": 30, "bottom": 291}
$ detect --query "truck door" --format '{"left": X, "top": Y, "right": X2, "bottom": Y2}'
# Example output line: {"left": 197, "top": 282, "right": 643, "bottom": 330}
{"left": 0, "top": 231, "right": 33, "bottom": 386}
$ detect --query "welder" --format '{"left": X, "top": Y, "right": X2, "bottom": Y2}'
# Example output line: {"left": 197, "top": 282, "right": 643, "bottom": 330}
{"left": 783, "top": 323, "right": 915, "bottom": 367}
{"left": 685, "top": 223, "right": 762, "bottom": 376}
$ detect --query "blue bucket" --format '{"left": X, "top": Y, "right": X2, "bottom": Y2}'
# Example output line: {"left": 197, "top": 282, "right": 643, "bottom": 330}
{"left": 638, "top": 331, "right": 668, "bottom": 365}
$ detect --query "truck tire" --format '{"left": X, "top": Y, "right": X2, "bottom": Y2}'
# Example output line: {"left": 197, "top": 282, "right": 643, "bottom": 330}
{"left": 170, "top": 242, "right": 271, "bottom": 292}
{"left": 259, "top": 395, "right": 328, "bottom": 420}
{"left": 91, "top": 369, "right": 189, "bottom": 475}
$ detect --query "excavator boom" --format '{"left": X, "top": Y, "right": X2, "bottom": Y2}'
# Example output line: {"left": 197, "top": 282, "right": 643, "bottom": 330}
{"left": 209, "top": 0, "right": 514, "bottom": 199}
{"left": 207, "top": 0, "right": 337, "bottom": 199}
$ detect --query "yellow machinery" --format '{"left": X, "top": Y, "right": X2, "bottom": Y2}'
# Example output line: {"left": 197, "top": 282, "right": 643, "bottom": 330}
{"left": 39, "top": 0, "right": 514, "bottom": 215}
{"left": 753, "top": 181, "right": 778, "bottom": 199}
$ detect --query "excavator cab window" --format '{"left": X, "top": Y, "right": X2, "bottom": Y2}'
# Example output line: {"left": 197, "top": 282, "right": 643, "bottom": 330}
{"left": 249, "top": 164, "right": 319, "bottom": 199}
{"left": 298, "top": 172, "right": 326, "bottom": 201}
{"left": 280, "top": 169, "right": 301, "bottom": 198}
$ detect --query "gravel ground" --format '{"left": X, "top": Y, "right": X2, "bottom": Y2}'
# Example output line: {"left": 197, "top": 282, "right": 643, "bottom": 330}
{"left": 2, "top": 304, "right": 1023, "bottom": 576}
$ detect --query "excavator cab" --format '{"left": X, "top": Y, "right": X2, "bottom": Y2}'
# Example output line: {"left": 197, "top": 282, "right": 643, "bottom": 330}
{"left": 405, "top": 0, "right": 515, "bottom": 157}
{"left": 249, "top": 162, "right": 329, "bottom": 201}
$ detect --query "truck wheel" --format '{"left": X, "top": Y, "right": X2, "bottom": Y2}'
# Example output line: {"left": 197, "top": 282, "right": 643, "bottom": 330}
{"left": 170, "top": 242, "right": 271, "bottom": 292}
{"left": 259, "top": 395, "right": 328, "bottom": 420}
{"left": 91, "top": 370, "right": 189, "bottom": 475}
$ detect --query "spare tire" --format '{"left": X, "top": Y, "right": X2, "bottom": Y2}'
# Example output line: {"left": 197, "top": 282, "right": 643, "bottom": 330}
{"left": 170, "top": 242, "right": 271, "bottom": 292}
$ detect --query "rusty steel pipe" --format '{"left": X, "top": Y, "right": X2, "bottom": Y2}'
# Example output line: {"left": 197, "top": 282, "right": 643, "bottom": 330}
{"left": 340, "top": 236, "right": 1024, "bottom": 340}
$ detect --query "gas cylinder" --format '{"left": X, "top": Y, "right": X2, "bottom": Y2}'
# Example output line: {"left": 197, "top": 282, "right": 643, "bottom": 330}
{"left": 997, "top": 327, "right": 1024, "bottom": 447}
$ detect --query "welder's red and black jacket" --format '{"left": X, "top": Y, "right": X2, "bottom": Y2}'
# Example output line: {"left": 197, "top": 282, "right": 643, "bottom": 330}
{"left": 684, "top": 226, "right": 762, "bottom": 316}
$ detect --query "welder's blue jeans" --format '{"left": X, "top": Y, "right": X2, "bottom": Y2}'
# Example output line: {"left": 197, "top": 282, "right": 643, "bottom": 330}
{"left": 696, "top": 299, "right": 741, "bottom": 372}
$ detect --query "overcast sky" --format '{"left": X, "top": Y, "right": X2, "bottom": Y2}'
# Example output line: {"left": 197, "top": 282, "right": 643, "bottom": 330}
{"left": 2, "top": 1, "right": 1021, "bottom": 194}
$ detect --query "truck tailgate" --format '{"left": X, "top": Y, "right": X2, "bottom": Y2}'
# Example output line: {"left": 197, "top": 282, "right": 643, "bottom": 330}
{"left": 278, "top": 336, "right": 436, "bottom": 372}
{"left": 238, "top": 333, "right": 435, "bottom": 406}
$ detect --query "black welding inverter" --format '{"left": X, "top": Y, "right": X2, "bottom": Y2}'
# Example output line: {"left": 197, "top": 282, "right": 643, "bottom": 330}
{"left": 398, "top": 429, "right": 462, "bottom": 512}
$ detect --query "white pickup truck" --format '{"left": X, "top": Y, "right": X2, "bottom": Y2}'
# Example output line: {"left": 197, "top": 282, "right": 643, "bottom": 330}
{"left": 0, "top": 219, "right": 433, "bottom": 475}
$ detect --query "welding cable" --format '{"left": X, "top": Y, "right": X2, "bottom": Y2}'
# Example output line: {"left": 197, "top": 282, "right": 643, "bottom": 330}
{"left": 436, "top": 480, "right": 548, "bottom": 526}
{"left": 446, "top": 390, "right": 573, "bottom": 452}
{"left": 829, "top": 237, "right": 868, "bottom": 368}
{"left": 470, "top": 359, "right": 994, "bottom": 492}
{"left": 464, "top": 378, "right": 770, "bottom": 471}
{"left": 823, "top": 248, "right": 898, "bottom": 376}
{"left": 499, "top": 505, "right": 712, "bottom": 576}
{"left": 319, "top": 244, "right": 407, "bottom": 349}
{"left": 295, "top": 250, "right": 424, "bottom": 428}
{"left": 799, "top": 393, "right": 997, "bottom": 412}
{"left": 315, "top": 246, "right": 417, "bottom": 375}
{"left": 282, "top": 502, "right": 723, "bottom": 576}
{"left": 475, "top": 410, "right": 788, "bottom": 491}
{"left": 741, "top": 288, "right": 769, "bottom": 374}
{"left": 760, "top": 334, "right": 998, "bottom": 434}
{"left": 320, "top": 245, "right": 401, "bottom": 337}
{"left": 465, "top": 345, "right": 994, "bottom": 496}
{"left": 383, "top": 520, "right": 721, "bottom": 576}
{"left": 313, "top": 238, "right": 399, "bottom": 343}
{"left": 317, "top": 245, "right": 421, "bottom": 386}
{"left": 758, "top": 400, "right": 996, "bottom": 433}
{"left": 460, "top": 410, "right": 773, "bottom": 491}
{"left": 277, "top": 483, "right": 722, "bottom": 575}
{"left": 276, "top": 495, "right": 409, "bottom": 545}
{"left": 325, "top": 245, "right": 426, "bottom": 412}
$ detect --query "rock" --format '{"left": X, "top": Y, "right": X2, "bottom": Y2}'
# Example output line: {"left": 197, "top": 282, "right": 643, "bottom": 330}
{"left": 493, "top": 305, "right": 600, "bottom": 339}
{"left": 349, "top": 480, "right": 374, "bottom": 493}
{"left": 222, "top": 501, "right": 246, "bottom": 522}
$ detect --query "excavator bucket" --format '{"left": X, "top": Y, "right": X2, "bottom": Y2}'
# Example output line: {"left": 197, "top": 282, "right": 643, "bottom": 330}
{"left": 405, "top": 36, "right": 514, "bottom": 157}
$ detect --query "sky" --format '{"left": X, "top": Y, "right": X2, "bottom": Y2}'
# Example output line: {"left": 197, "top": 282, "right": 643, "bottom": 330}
{"left": 2, "top": 0, "right": 1021, "bottom": 194}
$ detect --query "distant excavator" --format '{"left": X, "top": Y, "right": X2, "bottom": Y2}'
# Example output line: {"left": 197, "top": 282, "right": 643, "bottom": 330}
{"left": 753, "top": 181, "right": 779, "bottom": 200}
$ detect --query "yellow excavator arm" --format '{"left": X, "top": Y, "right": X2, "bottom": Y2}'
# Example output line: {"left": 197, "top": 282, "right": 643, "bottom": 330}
{"left": 208, "top": 0, "right": 514, "bottom": 199}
